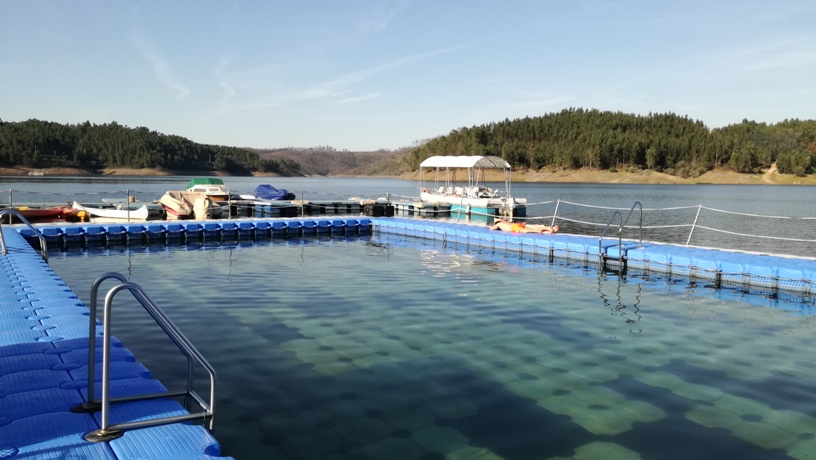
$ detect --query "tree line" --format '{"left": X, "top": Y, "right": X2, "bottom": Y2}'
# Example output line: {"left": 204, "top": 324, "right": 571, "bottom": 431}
{"left": 0, "top": 119, "right": 302, "bottom": 175}
{"left": 408, "top": 109, "right": 816, "bottom": 177}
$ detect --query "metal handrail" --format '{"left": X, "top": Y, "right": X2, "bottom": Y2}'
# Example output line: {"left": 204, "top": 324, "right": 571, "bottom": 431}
{"left": 598, "top": 202, "right": 643, "bottom": 270}
{"left": 0, "top": 209, "right": 49, "bottom": 261}
{"left": 78, "top": 273, "right": 217, "bottom": 442}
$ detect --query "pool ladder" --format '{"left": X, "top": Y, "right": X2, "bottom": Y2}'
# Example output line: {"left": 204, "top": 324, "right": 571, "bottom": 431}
{"left": 598, "top": 202, "right": 643, "bottom": 274}
{"left": 0, "top": 209, "right": 49, "bottom": 261}
{"left": 74, "top": 272, "right": 217, "bottom": 442}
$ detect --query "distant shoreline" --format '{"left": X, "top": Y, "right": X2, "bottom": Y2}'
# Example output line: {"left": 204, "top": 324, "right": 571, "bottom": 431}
{"left": 2, "top": 166, "right": 816, "bottom": 186}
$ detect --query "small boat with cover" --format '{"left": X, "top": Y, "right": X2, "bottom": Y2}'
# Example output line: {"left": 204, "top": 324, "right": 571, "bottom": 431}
{"left": 241, "top": 184, "right": 296, "bottom": 202}
{"left": 418, "top": 155, "right": 527, "bottom": 219}
{"left": 186, "top": 178, "right": 232, "bottom": 201}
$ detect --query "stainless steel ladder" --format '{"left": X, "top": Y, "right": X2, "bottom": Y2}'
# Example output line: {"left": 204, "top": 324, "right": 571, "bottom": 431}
{"left": 0, "top": 209, "right": 49, "bottom": 261}
{"left": 74, "top": 272, "right": 217, "bottom": 442}
{"left": 598, "top": 202, "right": 643, "bottom": 274}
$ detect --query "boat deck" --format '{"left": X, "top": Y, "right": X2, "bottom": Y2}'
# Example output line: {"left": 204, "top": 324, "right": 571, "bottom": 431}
{"left": 3, "top": 216, "right": 816, "bottom": 457}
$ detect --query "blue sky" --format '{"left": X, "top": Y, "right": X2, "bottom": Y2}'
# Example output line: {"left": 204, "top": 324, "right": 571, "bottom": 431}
{"left": 2, "top": 1, "right": 814, "bottom": 151}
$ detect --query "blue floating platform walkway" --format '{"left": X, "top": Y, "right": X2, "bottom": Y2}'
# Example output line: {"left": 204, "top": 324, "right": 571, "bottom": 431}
{"left": 0, "top": 228, "right": 233, "bottom": 459}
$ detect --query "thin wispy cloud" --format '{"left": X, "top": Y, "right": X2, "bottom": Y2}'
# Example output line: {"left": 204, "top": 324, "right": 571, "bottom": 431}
{"left": 353, "top": 0, "right": 410, "bottom": 35}
{"left": 129, "top": 27, "right": 191, "bottom": 99}
{"left": 35, "top": 28, "right": 71, "bottom": 42}
{"left": 337, "top": 93, "right": 382, "bottom": 104}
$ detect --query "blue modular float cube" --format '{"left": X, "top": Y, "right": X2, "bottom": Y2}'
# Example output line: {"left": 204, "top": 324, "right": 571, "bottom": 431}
{"left": 82, "top": 226, "right": 107, "bottom": 244}
{"left": 165, "top": 223, "right": 185, "bottom": 240}
{"left": 331, "top": 219, "right": 345, "bottom": 233}
{"left": 105, "top": 225, "right": 127, "bottom": 244}
{"left": 184, "top": 223, "right": 204, "bottom": 240}
{"left": 254, "top": 221, "right": 272, "bottom": 237}
{"left": 17, "top": 228, "right": 40, "bottom": 247}
{"left": 145, "top": 224, "right": 166, "bottom": 242}
{"left": 359, "top": 218, "right": 372, "bottom": 233}
{"left": 124, "top": 224, "right": 146, "bottom": 242}
{"left": 271, "top": 221, "right": 287, "bottom": 235}
{"left": 317, "top": 220, "right": 331, "bottom": 233}
{"left": 61, "top": 226, "right": 85, "bottom": 245}
{"left": 286, "top": 220, "right": 303, "bottom": 236}
{"left": 220, "top": 222, "right": 239, "bottom": 239}
{"left": 345, "top": 219, "right": 359, "bottom": 232}
{"left": 39, "top": 227, "right": 63, "bottom": 247}
{"left": 302, "top": 220, "right": 317, "bottom": 233}
{"left": 202, "top": 222, "right": 221, "bottom": 238}
{"left": 237, "top": 221, "right": 255, "bottom": 236}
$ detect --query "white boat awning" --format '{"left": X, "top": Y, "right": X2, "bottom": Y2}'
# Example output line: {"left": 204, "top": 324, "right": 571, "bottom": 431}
{"left": 419, "top": 155, "right": 511, "bottom": 170}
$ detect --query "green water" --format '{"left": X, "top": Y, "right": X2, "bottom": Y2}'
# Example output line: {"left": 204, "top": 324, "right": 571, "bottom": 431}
{"left": 49, "top": 234, "right": 816, "bottom": 459}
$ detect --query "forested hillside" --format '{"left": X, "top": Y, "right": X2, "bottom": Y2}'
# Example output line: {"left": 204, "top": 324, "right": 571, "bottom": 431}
{"left": 252, "top": 147, "right": 407, "bottom": 176}
{"left": 4, "top": 110, "right": 816, "bottom": 178}
{"left": 0, "top": 119, "right": 302, "bottom": 175}
{"left": 409, "top": 109, "right": 816, "bottom": 177}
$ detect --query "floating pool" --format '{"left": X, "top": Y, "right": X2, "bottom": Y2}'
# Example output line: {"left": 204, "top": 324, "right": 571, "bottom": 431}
{"left": 48, "top": 233, "right": 816, "bottom": 459}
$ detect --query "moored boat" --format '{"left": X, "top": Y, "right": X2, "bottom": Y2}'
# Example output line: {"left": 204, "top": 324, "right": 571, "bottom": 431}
{"left": 159, "top": 191, "right": 223, "bottom": 219}
{"left": 72, "top": 201, "right": 165, "bottom": 221}
{"left": 186, "top": 178, "right": 232, "bottom": 201}
{"left": 417, "top": 155, "right": 527, "bottom": 220}
{"left": 4, "top": 206, "right": 66, "bottom": 223}
{"left": 240, "top": 184, "right": 296, "bottom": 202}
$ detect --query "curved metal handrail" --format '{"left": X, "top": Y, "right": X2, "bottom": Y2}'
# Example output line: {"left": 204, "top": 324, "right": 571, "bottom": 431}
{"left": 79, "top": 273, "right": 217, "bottom": 442}
{"left": 598, "top": 202, "right": 643, "bottom": 272}
{"left": 0, "top": 209, "right": 49, "bottom": 261}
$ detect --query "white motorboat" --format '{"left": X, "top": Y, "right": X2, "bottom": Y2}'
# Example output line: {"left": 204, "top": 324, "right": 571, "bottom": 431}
{"left": 417, "top": 155, "right": 527, "bottom": 219}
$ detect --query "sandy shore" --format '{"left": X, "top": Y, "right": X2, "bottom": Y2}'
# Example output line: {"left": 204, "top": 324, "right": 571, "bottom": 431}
{"left": 3, "top": 166, "right": 816, "bottom": 185}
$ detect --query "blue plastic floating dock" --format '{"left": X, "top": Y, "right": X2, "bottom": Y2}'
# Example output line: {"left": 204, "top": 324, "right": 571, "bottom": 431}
{"left": 4, "top": 215, "right": 816, "bottom": 458}
{"left": 0, "top": 227, "right": 234, "bottom": 459}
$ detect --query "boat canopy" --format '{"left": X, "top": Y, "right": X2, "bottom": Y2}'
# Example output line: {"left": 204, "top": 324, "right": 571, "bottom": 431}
{"left": 252, "top": 184, "right": 296, "bottom": 201}
{"left": 185, "top": 177, "right": 225, "bottom": 189}
{"left": 419, "top": 155, "right": 511, "bottom": 170}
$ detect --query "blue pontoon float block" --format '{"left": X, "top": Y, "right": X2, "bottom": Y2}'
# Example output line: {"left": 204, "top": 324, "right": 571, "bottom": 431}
{"left": 0, "top": 387, "right": 84, "bottom": 419}
{"left": 38, "top": 227, "right": 63, "bottom": 246}
{"left": 271, "top": 221, "right": 287, "bottom": 235}
{"left": 359, "top": 218, "right": 372, "bottom": 233}
{"left": 146, "top": 224, "right": 167, "bottom": 241}
{"left": 0, "top": 412, "right": 117, "bottom": 459}
{"left": 61, "top": 226, "right": 85, "bottom": 245}
{"left": 237, "top": 221, "right": 255, "bottom": 236}
{"left": 165, "top": 223, "right": 186, "bottom": 240}
{"left": 286, "top": 220, "right": 303, "bottom": 235}
{"left": 317, "top": 219, "right": 331, "bottom": 233}
{"left": 68, "top": 361, "right": 151, "bottom": 382}
{"left": 777, "top": 261, "right": 816, "bottom": 293}
{"left": 331, "top": 219, "right": 346, "bottom": 233}
{"left": 745, "top": 263, "right": 779, "bottom": 289}
{"left": 0, "top": 369, "right": 73, "bottom": 394}
{"left": 184, "top": 223, "right": 204, "bottom": 240}
{"left": 79, "top": 376, "right": 168, "bottom": 401}
{"left": 202, "top": 222, "right": 221, "bottom": 238}
{"left": 254, "top": 221, "right": 272, "bottom": 237}
{"left": 0, "top": 352, "right": 62, "bottom": 373}
{"left": 220, "top": 222, "right": 239, "bottom": 239}
{"left": 17, "top": 227, "right": 39, "bottom": 246}
{"left": 301, "top": 220, "right": 317, "bottom": 233}
{"left": 109, "top": 421, "right": 225, "bottom": 460}
{"left": 0, "top": 328, "right": 48, "bottom": 346}
{"left": 56, "top": 346, "right": 136, "bottom": 365}
{"left": 345, "top": 219, "right": 360, "bottom": 231}
{"left": 124, "top": 224, "right": 147, "bottom": 242}
{"left": 82, "top": 225, "right": 107, "bottom": 244}
{"left": 105, "top": 225, "right": 127, "bottom": 244}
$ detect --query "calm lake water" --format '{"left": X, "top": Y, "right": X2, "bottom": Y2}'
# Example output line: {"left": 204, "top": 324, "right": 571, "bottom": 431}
{"left": 1, "top": 175, "right": 815, "bottom": 217}
{"left": 48, "top": 231, "right": 816, "bottom": 459}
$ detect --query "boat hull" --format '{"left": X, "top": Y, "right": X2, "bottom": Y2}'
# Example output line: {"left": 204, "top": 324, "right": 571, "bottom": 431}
{"left": 419, "top": 192, "right": 527, "bottom": 219}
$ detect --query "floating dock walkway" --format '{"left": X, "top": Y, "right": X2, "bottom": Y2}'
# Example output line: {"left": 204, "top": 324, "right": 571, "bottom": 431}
{"left": 3, "top": 216, "right": 816, "bottom": 458}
